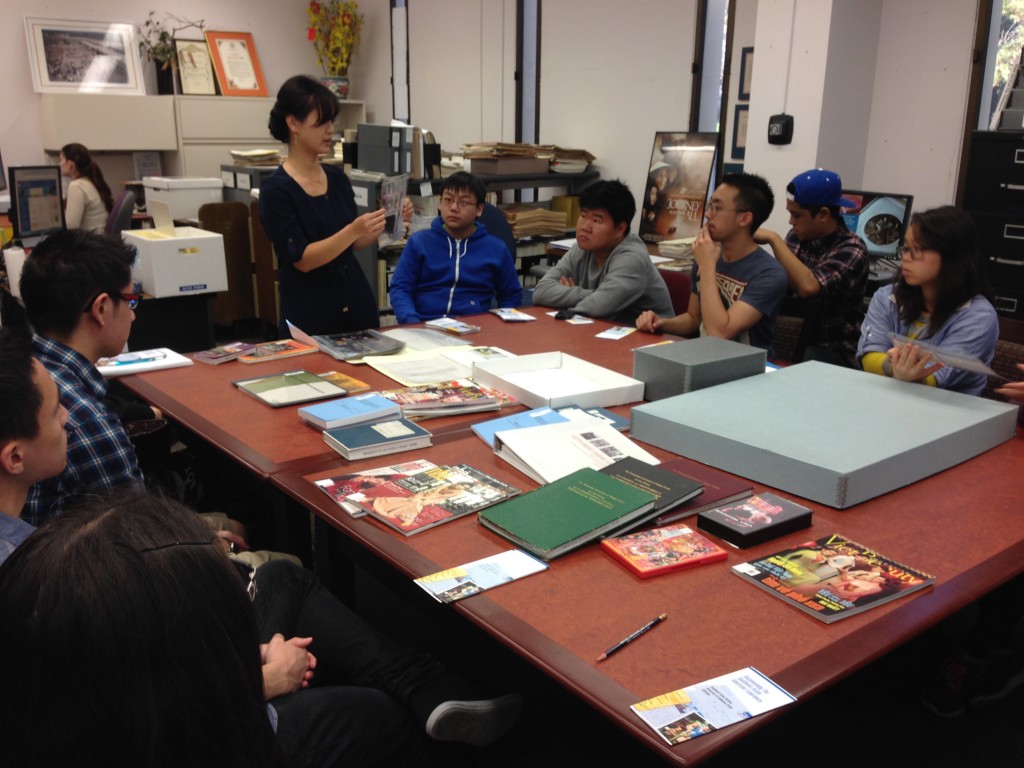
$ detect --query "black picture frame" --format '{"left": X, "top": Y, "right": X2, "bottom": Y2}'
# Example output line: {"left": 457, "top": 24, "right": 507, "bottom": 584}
{"left": 738, "top": 47, "right": 754, "bottom": 100}
{"left": 732, "top": 105, "right": 749, "bottom": 160}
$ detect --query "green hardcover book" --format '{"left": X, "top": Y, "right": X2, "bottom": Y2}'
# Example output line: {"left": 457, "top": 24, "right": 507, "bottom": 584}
{"left": 478, "top": 468, "right": 656, "bottom": 561}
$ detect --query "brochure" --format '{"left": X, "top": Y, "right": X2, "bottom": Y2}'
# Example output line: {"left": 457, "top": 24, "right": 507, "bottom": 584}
{"left": 414, "top": 549, "right": 548, "bottom": 603}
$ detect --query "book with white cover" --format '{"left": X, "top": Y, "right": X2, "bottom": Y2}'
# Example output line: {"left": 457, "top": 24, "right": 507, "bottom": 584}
{"left": 493, "top": 415, "right": 658, "bottom": 485}
{"left": 97, "top": 348, "right": 194, "bottom": 377}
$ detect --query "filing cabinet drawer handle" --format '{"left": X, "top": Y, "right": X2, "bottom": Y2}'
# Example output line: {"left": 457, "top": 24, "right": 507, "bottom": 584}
{"left": 992, "top": 258, "right": 1023, "bottom": 266}
{"left": 1008, "top": 184, "right": 1024, "bottom": 191}
{"left": 1002, "top": 224, "right": 1024, "bottom": 240}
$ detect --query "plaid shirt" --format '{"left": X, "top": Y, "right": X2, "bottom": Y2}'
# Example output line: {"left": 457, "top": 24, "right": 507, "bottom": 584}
{"left": 24, "top": 334, "right": 143, "bottom": 525}
{"left": 784, "top": 222, "right": 869, "bottom": 365}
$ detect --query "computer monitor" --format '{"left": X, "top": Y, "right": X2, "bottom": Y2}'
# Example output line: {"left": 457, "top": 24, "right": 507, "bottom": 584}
{"left": 0, "top": 150, "right": 7, "bottom": 193}
{"left": 8, "top": 165, "right": 66, "bottom": 246}
{"left": 840, "top": 190, "right": 914, "bottom": 261}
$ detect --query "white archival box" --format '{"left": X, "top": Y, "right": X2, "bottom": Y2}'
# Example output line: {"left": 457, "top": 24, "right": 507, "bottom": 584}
{"left": 472, "top": 351, "right": 645, "bottom": 409}
{"left": 125, "top": 205, "right": 228, "bottom": 298}
{"left": 142, "top": 176, "right": 224, "bottom": 221}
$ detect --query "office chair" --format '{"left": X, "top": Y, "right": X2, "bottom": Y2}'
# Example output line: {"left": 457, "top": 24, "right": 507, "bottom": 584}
{"left": 105, "top": 190, "right": 136, "bottom": 236}
{"left": 477, "top": 202, "right": 517, "bottom": 259}
{"left": 773, "top": 295, "right": 823, "bottom": 364}
{"left": 657, "top": 268, "right": 691, "bottom": 316}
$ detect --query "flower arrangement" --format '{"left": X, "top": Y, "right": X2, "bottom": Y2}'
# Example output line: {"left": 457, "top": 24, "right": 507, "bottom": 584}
{"left": 138, "top": 12, "right": 205, "bottom": 71}
{"left": 307, "top": 0, "right": 363, "bottom": 77}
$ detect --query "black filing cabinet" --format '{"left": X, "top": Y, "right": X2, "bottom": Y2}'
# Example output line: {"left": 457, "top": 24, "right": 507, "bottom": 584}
{"left": 965, "top": 131, "right": 1024, "bottom": 319}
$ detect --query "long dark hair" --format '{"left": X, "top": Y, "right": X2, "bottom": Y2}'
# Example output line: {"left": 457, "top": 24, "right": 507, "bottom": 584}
{"left": 894, "top": 206, "right": 987, "bottom": 337}
{"left": 268, "top": 74, "right": 340, "bottom": 143}
{"left": 61, "top": 143, "right": 114, "bottom": 213}
{"left": 0, "top": 492, "right": 287, "bottom": 768}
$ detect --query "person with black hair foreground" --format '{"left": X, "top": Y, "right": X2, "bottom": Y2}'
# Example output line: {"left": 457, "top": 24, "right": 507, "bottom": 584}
{"left": 18, "top": 229, "right": 145, "bottom": 524}
{"left": 754, "top": 169, "right": 870, "bottom": 367}
{"left": 857, "top": 206, "right": 998, "bottom": 396}
{"left": 636, "top": 173, "right": 788, "bottom": 356}
{"left": 261, "top": 75, "right": 410, "bottom": 337}
{"left": 59, "top": 142, "right": 114, "bottom": 233}
{"left": 0, "top": 493, "right": 522, "bottom": 767}
{"left": 0, "top": 327, "right": 68, "bottom": 564}
{"left": 389, "top": 171, "right": 522, "bottom": 324}
{"left": 533, "top": 179, "right": 673, "bottom": 324}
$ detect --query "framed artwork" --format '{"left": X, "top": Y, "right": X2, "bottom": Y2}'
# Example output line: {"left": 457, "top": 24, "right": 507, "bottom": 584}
{"left": 732, "top": 105, "right": 749, "bottom": 160}
{"left": 175, "top": 39, "right": 217, "bottom": 95}
{"left": 638, "top": 132, "right": 718, "bottom": 245}
{"left": 23, "top": 17, "right": 146, "bottom": 95}
{"left": 738, "top": 47, "right": 754, "bottom": 100}
{"left": 205, "top": 30, "right": 268, "bottom": 97}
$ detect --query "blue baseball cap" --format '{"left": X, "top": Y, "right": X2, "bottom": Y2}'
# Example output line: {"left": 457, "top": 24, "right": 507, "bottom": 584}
{"left": 787, "top": 169, "right": 856, "bottom": 209}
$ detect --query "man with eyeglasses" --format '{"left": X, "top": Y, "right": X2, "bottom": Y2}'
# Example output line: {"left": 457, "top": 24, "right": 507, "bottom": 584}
{"left": 18, "top": 229, "right": 145, "bottom": 524}
{"left": 636, "top": 173, "right": 787, "bottom": 355}
{"left": 389, "top": 171, "right": 522, "bottom": 324}
{"left": 752, "top": 169, "right": 869, "bottom": 367}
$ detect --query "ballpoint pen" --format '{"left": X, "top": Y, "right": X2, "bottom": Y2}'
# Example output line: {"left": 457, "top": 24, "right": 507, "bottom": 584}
{"left": 596, "top": 613, "right": 667, "bottom": 662}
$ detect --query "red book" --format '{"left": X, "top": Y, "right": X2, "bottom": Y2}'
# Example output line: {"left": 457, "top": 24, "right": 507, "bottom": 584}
{"left": 601, "top": 524, "right": 727, "bottom": 578}
{"left": 654, "top": 457, "right": 754, "bottom": 525}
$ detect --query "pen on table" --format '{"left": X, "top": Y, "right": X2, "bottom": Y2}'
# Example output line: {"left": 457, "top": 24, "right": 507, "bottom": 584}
{"left": 596, "top": 613, "right": 667, "bottom": 662}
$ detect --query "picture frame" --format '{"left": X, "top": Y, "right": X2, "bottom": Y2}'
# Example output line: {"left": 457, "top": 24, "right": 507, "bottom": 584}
{"left": 732, "top": 105, "right": 749, "bottom": 160}
{"left": 738, "top": 47, "right": 754, "bottom": 100}
{"left": 205, "top": 30, "right": 268, "bottom": 97}
{"left": 23, "top": 17, "right": 146, "bottom": 95}
{"left": 174, "top": 39, "right": 217, "bottom": 96}
{"left": 637, "top": 132, "right": 718, "bottom": 245}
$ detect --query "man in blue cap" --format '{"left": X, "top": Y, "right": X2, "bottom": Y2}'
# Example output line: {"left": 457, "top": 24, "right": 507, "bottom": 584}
{"left": 755, "top": 168, "right": 869, "bottom": 367}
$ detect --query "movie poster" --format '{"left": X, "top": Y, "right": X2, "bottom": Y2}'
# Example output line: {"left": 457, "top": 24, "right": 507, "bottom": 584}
{"left": 638, "top": 133, "right": 718, "bottom": 245}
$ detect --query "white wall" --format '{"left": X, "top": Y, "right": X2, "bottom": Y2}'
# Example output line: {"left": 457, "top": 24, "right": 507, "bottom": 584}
{"left": 539, "top": 0, "right": 700, "bottom": 228}
{"left": 408, "top": 0, "right": 518, "bottom": 150}
{"left": 0, "top": 0, "right": 395, "bottom": 168}
{"left": 747, "top": 0, "right": 978, "bottom": 233}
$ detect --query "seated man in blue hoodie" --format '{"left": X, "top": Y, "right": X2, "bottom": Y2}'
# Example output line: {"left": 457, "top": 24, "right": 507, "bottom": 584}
{"left": 390, "top": 172, "right": 522, "bottom": 324}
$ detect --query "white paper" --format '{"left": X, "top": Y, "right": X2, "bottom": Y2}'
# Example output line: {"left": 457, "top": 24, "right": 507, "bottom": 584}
{"left": 414, "top": 549, "right": 548, "bottom": 603}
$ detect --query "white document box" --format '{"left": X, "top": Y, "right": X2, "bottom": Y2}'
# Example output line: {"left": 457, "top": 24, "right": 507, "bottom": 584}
{"left": 125, "top": 227, "right": 228, "bottom": 298}
{"left": 142, "top": 176, "right": 224, "bottom": 221}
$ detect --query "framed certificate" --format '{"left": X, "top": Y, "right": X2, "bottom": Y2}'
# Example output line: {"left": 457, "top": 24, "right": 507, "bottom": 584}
{"left": 174, "top": 39, "right": 217, "bottom": 95}
{"left": 204, "top": 30, "right": 268, "bottom": 97}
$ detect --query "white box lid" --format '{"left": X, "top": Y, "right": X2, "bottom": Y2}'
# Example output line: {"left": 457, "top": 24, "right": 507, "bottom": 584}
{"left": 142, "top": 176, "right": 224, "bottom": 190}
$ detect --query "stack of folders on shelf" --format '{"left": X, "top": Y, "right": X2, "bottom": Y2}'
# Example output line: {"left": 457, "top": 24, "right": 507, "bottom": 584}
{"left": 478, "top": 467, "right": 657, "bottom": 562}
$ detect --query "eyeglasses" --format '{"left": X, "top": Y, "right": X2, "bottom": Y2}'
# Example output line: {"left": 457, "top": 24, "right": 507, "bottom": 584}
{"left": 898, "top": 245, "right": 931, "bottom": 261}
{"left": 440, "top": 195, "right": 479, "bottom": 209}
{"left": 706, "top": 202, "right": 748, "bottom": 216}
{"left": 82, "top": 291, "right": 143, "bottom": 312}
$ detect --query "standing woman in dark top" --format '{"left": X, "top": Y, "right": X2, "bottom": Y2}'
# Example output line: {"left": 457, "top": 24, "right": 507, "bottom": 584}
{"left": 260, "top": 75, "right": 386, "bottom": 336}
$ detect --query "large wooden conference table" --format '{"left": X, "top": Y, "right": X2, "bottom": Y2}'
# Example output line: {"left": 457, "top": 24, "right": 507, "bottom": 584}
{"left": 120, "top": 307, "right": 1024, "bottom": 765}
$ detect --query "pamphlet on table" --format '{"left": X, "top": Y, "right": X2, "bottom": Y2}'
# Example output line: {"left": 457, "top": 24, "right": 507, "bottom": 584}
{"left": 415, "top": 549, "right": 548, "bottom": 603}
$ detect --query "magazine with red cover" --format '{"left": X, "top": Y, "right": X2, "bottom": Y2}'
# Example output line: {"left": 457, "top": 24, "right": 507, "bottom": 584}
{"left": 731, "top": 533, "right": 935, "bottom": 623}
{"left": 601, "top": 524, "right": 727, "bottom": 578}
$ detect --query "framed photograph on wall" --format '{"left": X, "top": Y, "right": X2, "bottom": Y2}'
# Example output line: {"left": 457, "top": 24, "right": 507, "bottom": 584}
{"left": 732, "top": 105, "right": 749, "bottom": 161}
{"left": 738, "top": 47, "right": 754, "bottom": 100}
{"left": 23, "top": 17, "right": 146, "bottom": 95}
{"left": 638, "top": 132, "right": 718, "bottom": 245}
{"left": 205, "top": 31, "right": 268, "bottom": 97}
{"left": 175, "top": 39, "right": 217, "bottom": 95}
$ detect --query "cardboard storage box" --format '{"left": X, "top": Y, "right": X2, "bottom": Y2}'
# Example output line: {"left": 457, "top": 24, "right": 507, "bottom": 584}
{"left": 633, "top": 337, "right": 765, "bottom": 400}
{"left": 125, "top": 227, "right": 228, "bottom": 298}
{"left": 472, "top": 352, "right": 644, "bottom": 409}
{"left": 143, "top": 177, "right": 224, "bottom": 221}
{"left": 631, "top": 361, "right": 1018, "bottom": 508}
{"left": 470, "top": 157, "right": 550, "bottom": 176}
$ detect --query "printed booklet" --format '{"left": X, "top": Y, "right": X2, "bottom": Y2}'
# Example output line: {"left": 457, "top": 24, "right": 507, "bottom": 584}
{"left": 313, "top": 460, "right": 440, "bottom": 517}
{"left": 414, "top": 550, "right": 548, "bottom": 603}
{"left": 601, "top": 524, "right": 726, "bottom": 578}
{"left": 631, "top": 667, "right": 795, "bottom": 745}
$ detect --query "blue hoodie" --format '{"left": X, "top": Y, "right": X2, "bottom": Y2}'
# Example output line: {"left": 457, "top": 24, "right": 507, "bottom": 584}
{"left": 390, "top": 218, "right": 523, "bottom": 324}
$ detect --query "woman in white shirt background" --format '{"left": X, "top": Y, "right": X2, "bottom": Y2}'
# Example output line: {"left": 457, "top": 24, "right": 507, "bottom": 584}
{"left": 59, "top": 143, "right": 113, "bottom": 233}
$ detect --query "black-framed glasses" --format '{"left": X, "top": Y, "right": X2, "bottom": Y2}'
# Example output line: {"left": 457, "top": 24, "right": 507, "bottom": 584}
{"left": 440, "top": 195, "right": 479, "bottom": 209}
{"left": 82, "top": 291, "right": 143, "bottom": 313}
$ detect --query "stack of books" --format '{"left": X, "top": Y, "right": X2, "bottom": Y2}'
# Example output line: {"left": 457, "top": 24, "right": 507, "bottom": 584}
{"left": 499, "top": 203, "right": 568, "bottom": 238}
{"left": 298, "top": 392, "right": 400, "bottom": 430}
{"left": 377, "top": 380, "right": 501, "bottom": 419}
{"left": 323, "top": 417, "right": 433, "bottom": 461}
